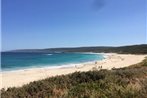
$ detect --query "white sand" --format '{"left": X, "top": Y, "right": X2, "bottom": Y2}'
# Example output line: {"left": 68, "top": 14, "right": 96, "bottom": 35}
{"left": 0, "top": 53, "right": 146, "bottom": 89}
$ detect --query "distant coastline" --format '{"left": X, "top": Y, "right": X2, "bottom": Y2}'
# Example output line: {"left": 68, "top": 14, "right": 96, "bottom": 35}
{"left": 4, "top": 44, "right": 147, "bottom": 54}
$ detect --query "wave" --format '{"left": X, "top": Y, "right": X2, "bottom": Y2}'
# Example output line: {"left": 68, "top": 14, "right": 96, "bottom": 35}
{"left": 45, "top": 54, "right": 53, "bottom": 56}
{"left": 1, "top": 63, "right": 86, "bottom": 73}
{"left": 1, "top": 56, "right": 105, "bottom": 73}
{"left": 2, "top": 53, "right": 105, "bottom": 72}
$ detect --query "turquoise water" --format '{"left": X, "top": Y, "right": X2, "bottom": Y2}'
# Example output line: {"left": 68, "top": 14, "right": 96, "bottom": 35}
{"left": 1, "top": 52, "right": 104, "bottom": 71}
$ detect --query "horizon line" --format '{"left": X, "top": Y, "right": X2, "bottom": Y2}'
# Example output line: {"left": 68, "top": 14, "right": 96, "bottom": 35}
{"left": 2, "top": 44, "right": 147, "bottom": 52}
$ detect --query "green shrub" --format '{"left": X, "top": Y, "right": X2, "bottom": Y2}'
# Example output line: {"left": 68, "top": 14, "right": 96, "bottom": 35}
{"left": 1, "top": 59, "right": 147, "bottom": 98}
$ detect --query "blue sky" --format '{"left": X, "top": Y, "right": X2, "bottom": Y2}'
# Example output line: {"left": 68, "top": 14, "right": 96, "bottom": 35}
{"left": 2, "top": 0, "right": 146, "bottom": 51}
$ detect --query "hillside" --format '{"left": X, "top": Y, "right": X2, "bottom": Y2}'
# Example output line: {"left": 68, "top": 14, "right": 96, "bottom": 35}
{"left": 8, "top": 44, "right": 147, "bottom": 54}
{"left": 1, "top": 58, "right": 147, "bottom": 98}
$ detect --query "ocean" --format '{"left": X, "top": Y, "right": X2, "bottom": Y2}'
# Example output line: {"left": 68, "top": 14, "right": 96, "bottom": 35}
{"left": 1, "top": 52, "right": 104, "bottom": 71}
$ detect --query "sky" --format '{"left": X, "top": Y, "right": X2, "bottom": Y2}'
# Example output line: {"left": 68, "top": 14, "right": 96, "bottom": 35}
{"left": 1, "top": 0, "right": 146, "bottom": 51}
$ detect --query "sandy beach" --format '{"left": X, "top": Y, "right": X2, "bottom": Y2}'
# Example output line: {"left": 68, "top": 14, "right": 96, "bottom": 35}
{"left": 0, "top": 53, "right": 146, "bottom": 89}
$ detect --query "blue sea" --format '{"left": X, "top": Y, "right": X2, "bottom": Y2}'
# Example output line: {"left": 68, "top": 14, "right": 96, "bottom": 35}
{"left": 1, "top": 52, "right": 104, "bottom": 71}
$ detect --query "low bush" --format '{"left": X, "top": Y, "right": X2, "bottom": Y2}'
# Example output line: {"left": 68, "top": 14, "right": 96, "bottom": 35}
{"left": 1, "top": 59, "right": 147, "bottom": 98}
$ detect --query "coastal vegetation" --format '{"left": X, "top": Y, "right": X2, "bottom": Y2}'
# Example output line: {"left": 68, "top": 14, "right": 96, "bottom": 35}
{"left": 1, "top": 58, "right": 147, "bottom": 98}
{"left": 9, "top": 44, "right": 147, "bottom": 54}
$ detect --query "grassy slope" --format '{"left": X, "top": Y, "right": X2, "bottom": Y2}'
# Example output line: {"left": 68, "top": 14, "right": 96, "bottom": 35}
{"left": 1, "top": 59, "right": 147, "bottom": 98}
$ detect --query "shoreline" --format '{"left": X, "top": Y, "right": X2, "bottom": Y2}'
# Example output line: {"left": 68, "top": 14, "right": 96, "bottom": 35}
{"left": 1, "top": 53, "right": 146, "bottom": 89}
{"left": 1, "top": 52, "right": 104, "bottom": 73}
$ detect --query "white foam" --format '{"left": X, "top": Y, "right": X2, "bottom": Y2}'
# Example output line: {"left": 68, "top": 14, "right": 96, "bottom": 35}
{"left": 45, "top": 54, "right": 53, "bottom": 55}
